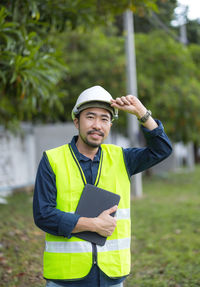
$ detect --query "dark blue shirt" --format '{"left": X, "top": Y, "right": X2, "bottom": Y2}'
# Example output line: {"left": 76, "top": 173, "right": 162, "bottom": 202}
{"left": 33, "top": 120, "right": 172, "bottom": 286}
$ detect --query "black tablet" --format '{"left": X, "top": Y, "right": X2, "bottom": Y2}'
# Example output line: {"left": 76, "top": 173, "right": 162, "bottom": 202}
{"left": 74, "top": 184, "right": 120, "bottom": 246}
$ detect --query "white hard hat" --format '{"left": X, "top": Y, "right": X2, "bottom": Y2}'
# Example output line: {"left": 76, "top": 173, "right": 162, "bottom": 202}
{"left": 71, "top": 86, "right": 118, "bottom": 120}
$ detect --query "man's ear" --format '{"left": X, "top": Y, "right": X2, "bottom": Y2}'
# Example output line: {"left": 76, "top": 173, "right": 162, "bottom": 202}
{"left": 73, "top": 118, "right": 79, "bottom": 129}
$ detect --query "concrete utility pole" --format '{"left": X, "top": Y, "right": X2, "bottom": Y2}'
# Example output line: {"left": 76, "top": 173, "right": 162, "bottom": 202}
{"left": 180, "top": 23, "right": 188, "bottom": 45}
{"left": 124, "top": 10, "right": 143, "bottom": 197}
{"left": 178, "top": 4, "right": 188, "bottom": 45}
{"left": 179, "top": 5, "right": 195, "bottom": 171}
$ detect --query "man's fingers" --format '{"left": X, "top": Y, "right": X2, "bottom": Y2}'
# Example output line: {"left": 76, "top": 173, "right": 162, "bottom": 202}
{"left": 115, "top": 97, "right": 131, "bottom": 106}
{"left": 115, "top": 97, "right": 125, "bottom": 105}
{"left": 111, "top": 95, "right": 136, "bottom": 107}
{"left": 121, "top": 96, "right": 131, "bottom": 105}
{"left": 126, "top": 95, "right": 135, "bottom": 104}
{"left": 107, "top": 205, "right": 118, "bottom": 215}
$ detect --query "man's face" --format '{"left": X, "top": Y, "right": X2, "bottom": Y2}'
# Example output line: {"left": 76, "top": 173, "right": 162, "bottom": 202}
{"left": 74, "top": 107, "right": 112, "bottom": 148}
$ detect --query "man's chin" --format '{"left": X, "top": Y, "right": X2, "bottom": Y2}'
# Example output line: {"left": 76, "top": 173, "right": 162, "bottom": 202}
{"left": 87, "top": 140, "right": 101, "bottom": 148}
{"left": 85, "top": 138, "right": 103, "bottom": 148}
{"left": 80, "top": 134, "right": 104, "bottom": 148}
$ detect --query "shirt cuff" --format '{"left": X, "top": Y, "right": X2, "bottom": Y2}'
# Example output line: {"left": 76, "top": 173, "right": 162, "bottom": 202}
{"left": 141, "top": 119, "right": 164, "bottom": 138}
{"left": 58, "top": 212, "right": 81, "bottom": 238}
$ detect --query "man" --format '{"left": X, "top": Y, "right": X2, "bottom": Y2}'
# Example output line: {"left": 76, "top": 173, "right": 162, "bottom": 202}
{"left": 33, "top": 85, "right": 172, "bottom": 287}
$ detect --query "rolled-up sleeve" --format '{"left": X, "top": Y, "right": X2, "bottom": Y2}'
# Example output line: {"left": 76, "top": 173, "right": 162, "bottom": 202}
{"left": 33, "top": 154, "right": 80, "bottom": 238}
{"left": 123, "top": 120, "right": 172, "bottom": 176}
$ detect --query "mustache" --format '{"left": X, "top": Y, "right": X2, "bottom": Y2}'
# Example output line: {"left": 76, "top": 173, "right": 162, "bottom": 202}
{"left": 87, "top": 130, "right": 104, "bottom": 137}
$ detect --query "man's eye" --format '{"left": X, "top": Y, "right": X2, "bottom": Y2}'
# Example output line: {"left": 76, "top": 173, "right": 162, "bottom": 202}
{"left": 102, "top": 118, "right": 109, "bottom": 122}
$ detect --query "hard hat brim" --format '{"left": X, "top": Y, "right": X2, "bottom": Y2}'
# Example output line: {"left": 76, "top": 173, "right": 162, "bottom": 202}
{"left": 72, "top": 101, "right": 117, "bottom": 120}
{"left": 71, "top": 86, "right": 118, "bottom": 120}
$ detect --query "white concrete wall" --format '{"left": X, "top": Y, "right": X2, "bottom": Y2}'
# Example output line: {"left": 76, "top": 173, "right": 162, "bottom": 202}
{"left": 34, "top": 123, "right": 77, "bottom": 167}
{"left": 0, "top": 123, "right": 78, "bottom": 202}
{"left": 0, "top": 122, "right": 191, "bottom": 197}
{"left": 0, "top": 125, "right": 36, "bottom": 192}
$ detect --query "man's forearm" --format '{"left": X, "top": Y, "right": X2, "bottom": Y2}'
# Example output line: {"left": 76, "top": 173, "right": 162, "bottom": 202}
{"left": 72, "top": 217, "right": 97, "bottom": 233}
{"left": 72, "top": 205, "right": 118, "bottom": 237}
{"left": 141, "top": 116, "right": 158, "bottom": 130}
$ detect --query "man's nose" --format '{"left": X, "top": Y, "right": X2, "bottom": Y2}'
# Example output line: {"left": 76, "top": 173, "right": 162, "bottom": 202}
{"left": 92, "top": 118, "right": 102, "bottom": 129}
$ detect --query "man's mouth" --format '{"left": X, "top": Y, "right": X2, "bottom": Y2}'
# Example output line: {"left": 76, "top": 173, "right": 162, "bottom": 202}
{"left": 88, "top": 130, "right": 104, "bottom": 137}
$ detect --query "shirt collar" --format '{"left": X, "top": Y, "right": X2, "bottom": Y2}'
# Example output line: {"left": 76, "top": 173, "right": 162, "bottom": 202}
{"left": 70, "top": 136, "right": 101, "bottom": 162}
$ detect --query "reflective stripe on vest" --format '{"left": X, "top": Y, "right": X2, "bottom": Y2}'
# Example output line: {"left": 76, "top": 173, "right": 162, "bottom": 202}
{"left": 116, "top": 208, "right": 130, "bottom": 220}
{"left": 97, "top": 237, "right": 130, "bottom": 252}
{"left": 45, "top": 240, "right": 92, "bottom": 253}
{"left": 45, "top": 238, "right": 130, "bottom": 254}
{"left": 44, "top": 143, "right": 131, "bottom": 280}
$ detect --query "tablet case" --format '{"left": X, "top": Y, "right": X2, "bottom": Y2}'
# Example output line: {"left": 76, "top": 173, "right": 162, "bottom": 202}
{"left": 74, "top": 184, "right": 120, "bottom": 246}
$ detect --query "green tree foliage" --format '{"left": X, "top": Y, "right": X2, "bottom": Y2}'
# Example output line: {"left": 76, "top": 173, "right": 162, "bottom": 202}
{"left": 114, "top": 0, "right": 178, "bottom": 37}
{"left": 55, "top": 27, "right": 200, "bottom": 144}
{"left": 189, "top": 44, "right": 200, "bottom": 74}
{"left": 58, "top": 27, "right": 126, "bottom": 130}
{"left": 186, "top": 19, "right": 200, "bottom": 45}
{"left": 0, "top": 6, "right": 67, "bottom": 130}
{"left": 1, "top": 0, "right": 200, "bottom": 146}
{"left": 134, "top": 0, "right": 178, "bottom": 33}
{"left": 0, "top": 0, "right": 157, "bottom": 130}
{"left": 135, "top": 31, "right": 200, "bottom": 143}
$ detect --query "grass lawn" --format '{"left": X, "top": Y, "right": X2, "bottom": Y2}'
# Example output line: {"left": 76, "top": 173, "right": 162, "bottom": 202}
{"left": 0, "top": 166, "right": 200, "bottom": 286}
{"left": 0, "top": 189, "right": 45, "bottom": 287}
{"left": 125, "top": 166, "right": 200, "bottom": 287}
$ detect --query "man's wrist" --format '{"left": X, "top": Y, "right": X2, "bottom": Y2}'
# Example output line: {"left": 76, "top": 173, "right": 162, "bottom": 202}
{"left": 138, "top": 110, "right": 152, "bottom": 123}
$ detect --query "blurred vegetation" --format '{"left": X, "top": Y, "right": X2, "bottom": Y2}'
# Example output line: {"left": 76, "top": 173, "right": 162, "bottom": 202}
{"left": 0, "top": 0, "right": 157, "bottom": 130}
{"left": 56, "top": 27, "right": 127, "bottom": 133}
{"left": 0, "top": 4, "right": 67, "bottom": 130}
{"left": 134, "top": 0, "right": 177, "bottom": 33}
{"left": 1, "top": 166, "right": 200, "bottom": 286}
{"left": 1, "top": 0, "right": 200, "bottom": 145}
{"left": 136, "top": 31, "right": 200, "bottom": 144}
{"left": 55, "top": 27, "right": 200, "bottom": 143}
{"left": 186, "top": 20, "right": 200, "bottom": 45}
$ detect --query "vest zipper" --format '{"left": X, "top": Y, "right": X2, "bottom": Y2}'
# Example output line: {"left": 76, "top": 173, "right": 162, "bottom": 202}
{"left": 92, "top": 243, "right": 97, "bottom": 264}
{"left": 69, "top": 144, "right": 102, "bottom": 267}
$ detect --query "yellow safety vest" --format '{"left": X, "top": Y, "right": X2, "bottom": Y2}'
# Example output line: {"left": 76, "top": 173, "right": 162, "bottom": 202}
{"left": 44, "top": 143, "right": 131, "bottom": 280}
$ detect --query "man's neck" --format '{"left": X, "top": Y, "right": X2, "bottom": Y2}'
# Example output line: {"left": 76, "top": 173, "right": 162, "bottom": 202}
{"left": 76, "top": 138, "right": 99, "bottom": 160}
